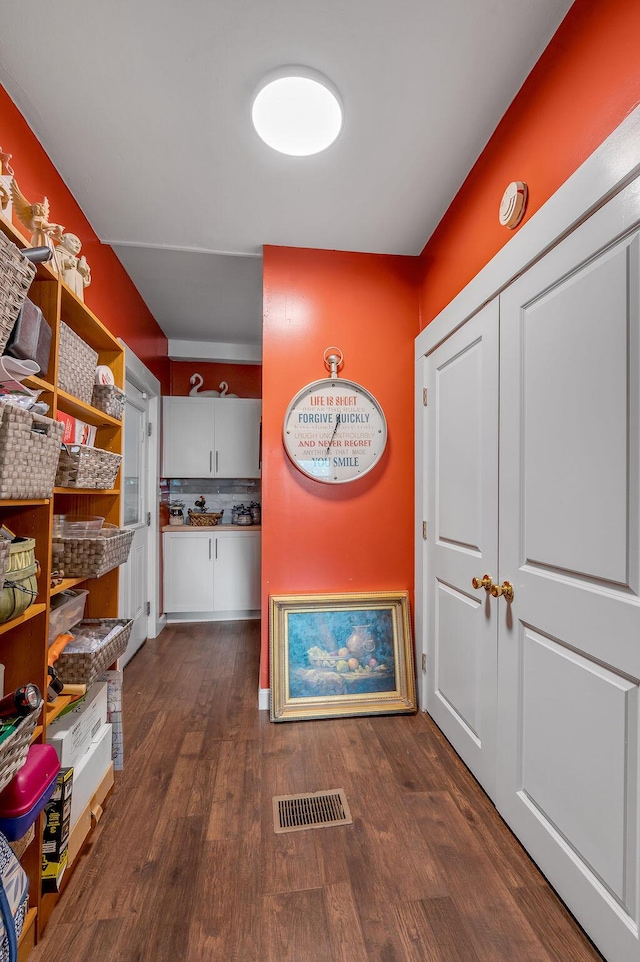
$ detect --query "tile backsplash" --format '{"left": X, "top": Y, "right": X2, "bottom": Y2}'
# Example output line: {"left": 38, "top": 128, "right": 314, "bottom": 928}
{"left": 161, "top": 478, "right": 261, "bottom": 524}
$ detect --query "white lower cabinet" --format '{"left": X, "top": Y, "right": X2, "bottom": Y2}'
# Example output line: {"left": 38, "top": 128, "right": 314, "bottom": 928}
{"left": 213, "top": 531, "right": 261, "bottom": 613}
{"left": 163, "top": 531, "right": 214, "bottom": 612}
{"left": 163, "top": 529, "right": 260, "bottom": 619}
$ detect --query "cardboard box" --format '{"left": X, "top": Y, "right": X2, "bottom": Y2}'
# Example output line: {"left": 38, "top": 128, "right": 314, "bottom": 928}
{"left": 67, "top": 762, "right": 114, "bottom": 869}
{"left": 56, "top": 411, "right": 96, "bottom": 447}
{"left": 42, "top": 767, "right": 73, "bottom": 893}
{"left": 97, "top": 669, "right": 123, "bottom": 770}
{"left": 46, "top": 682, "right": 108, "bottom": 769}
{"left": 70, "top": 723, "right": 112, "bottom": 830}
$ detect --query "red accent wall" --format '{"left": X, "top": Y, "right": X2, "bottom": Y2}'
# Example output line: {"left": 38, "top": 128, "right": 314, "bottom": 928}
{"left": 261, "top": 247, "right": 419, "bottom": 688}
{"left": 170, "top": 361, "right": 261, "bottom": 397}
{"left": 0, "top": 86, "right": 169, "bottom": 388}
{"left": 418, "top": 0, "right": 640, "bottom": 327}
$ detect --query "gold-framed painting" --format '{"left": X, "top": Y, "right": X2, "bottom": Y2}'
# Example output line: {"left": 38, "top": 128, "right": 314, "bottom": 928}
{"left": 269, "top": 590, "right": 416, "bottom": 722}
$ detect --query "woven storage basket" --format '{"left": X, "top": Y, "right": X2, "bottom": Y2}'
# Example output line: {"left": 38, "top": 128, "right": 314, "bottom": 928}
{"left": 55, "top": 444, "right": 122, "bottom": 489}
{"left": 91, "top": 384, "right": 125, "bottom": 420}
{"left": 55, "top": 619, "right": 132, "bottom": 685}
{"left": 51, "top": 526, "right": 134, "bottom": 579}
{"left": 0, "top": 234, "right": 36, "bottom": 355}
{"left": 187, "top": 510, "right": 224, "bottom": 526}
{"left": 0, "top": 402, "right": 64, "bottom": 499}
{"left": 0, "top": 540, "right": 10, "bottom": 595}
{"left": 0, "top": 538, "right": 38, "bottom": 624}
{"left": 0, "top": 701, "right": 43, "bottom": 795}
{"left": 57, "top": 321, "right": 98, "bottom": 403}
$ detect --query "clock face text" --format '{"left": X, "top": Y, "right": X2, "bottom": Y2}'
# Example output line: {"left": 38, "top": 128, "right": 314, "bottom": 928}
{"left": 283, "top": 380, "right": 387, "bottom": 483}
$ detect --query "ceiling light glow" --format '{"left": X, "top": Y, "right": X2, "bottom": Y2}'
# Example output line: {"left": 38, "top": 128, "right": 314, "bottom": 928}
{"left": 252, "top": 68, "right": 343, "bottom": 156}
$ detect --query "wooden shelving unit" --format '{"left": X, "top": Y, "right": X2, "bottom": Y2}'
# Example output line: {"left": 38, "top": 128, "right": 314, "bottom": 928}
{"left": 0, "top": 211, "right": 124, "bottom": 952}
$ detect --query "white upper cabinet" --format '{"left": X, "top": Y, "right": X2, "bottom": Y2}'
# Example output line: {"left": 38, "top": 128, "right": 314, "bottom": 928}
{"left": 162, "top": 397, "right": 261, "bottom": 478}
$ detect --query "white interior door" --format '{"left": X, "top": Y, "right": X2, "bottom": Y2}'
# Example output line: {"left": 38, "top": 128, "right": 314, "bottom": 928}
{"left": 424, "top": 299, "right": 499, "bottom": 796}
{"left": 498, "top": 223, "right": 640, "bottom": 961}
{"left": 120, "top": 381, "right": 149, "bottom": 665}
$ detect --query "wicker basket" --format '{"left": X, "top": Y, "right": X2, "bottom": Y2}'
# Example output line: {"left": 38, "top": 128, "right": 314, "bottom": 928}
{"left": 0, "top": 234, "right": 36, "bottom": 355}
{"left": 0, "top": 538, "right": 38, "bottom": 624}
{"left": 91, "top": 384, "right": 125, "bottom": 420}
{"left": 0, "top": 539, "right": 10, "bottom": 594}
{"left": 188, "top": 510, "right": 224, "bottom": 526}
{"left": 55, "top": 444, "right": 122, "bottom": 489}
{"left": 55, "top": 619, "right": 132, "bottom": 685}
{"left": 0, "top": 402, "right": 65, "bottom": 499}
{"left": 57, "top": 321, "right": 98, "bottom": 403}
{"left": 52, "top": 526, "right": 134, "bottom": 579}
{"left": 0, "top": 701, "right": 43, "bottom": 795}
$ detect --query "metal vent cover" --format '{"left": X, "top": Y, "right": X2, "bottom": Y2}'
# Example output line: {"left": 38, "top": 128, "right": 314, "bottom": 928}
{"left": 273, "top": 789, "right": 352, "bottom": 834}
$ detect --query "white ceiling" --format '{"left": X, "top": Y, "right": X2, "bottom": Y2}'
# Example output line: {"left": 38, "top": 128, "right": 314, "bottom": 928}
{"left": 0, "top": 0, "right": 574, "bottom": 354}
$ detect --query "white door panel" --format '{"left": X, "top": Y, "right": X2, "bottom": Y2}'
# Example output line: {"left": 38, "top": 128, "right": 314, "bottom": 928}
{"left": 522, "top": 243, "right": 631, "bottom": 583}
{"left": 434, "top": 582, "right": 483, "bottom": 740}
{"left": 498, "top": 226, "right": 640, "bottom": 960}
{"left": 120, "top": 382, "right": 149, "bottom": 665}
{"left": 425, "top": 299, "right": 499, "bottom": 796}
{"left": 519, "top": 627, "right": 637, "bottom": 910}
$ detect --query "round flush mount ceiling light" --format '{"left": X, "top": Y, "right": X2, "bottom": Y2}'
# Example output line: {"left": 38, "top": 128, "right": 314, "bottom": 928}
{"left": 251, "top": 67, "right": 343, "bottom": 156}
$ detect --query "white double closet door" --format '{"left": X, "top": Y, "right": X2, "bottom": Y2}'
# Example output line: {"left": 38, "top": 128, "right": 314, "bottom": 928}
{"left": 424, "top": 184, "right": 640, "bottom": 961}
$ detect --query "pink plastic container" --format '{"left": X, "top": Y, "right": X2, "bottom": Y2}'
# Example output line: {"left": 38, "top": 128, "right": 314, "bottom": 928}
{"left": 0, "top": 743, "right": 60, "bottom": 840}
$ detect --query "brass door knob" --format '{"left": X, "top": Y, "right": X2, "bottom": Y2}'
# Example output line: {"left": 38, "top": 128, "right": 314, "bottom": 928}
{"left": 491, "top": 581, "right": 514, "bottom": 601}
{"left": 472, "top": 574, "right": 494, "bottom": 591}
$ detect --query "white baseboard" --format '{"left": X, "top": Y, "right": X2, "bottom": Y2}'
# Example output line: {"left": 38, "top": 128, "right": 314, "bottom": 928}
{"left": 165, "top": 611, "right": 260, "bottom": 624}
{"left": 150, "top": 614, "right": 167, "bottom": 639}
{"left": 258, "top": 687, "right": 270, "bottom": 711}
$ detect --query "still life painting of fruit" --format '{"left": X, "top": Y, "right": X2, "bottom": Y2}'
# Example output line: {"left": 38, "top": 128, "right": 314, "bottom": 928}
{"left": 269, "top": 591, "right": 416, "bottom": 722}
{"left": 288, "top": 609, "right": 397, "bottom": 697}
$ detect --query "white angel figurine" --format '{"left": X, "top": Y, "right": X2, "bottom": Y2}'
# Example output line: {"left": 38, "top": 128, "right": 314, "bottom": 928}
{"left": 10, "top": 180, "right": 64, "bottom": 261}
{"left": 55, "top": 233, "right": 91, "bottom": 300}
{"left": 0, "top": 148, "right": 13, "bottom": 215}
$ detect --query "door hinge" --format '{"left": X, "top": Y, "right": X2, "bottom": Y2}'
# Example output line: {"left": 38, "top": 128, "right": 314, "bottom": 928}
{"left": 422, "top": 521, "right": 428, "bottom": 540}
{"left": 146, "top": 511, "right": 151, "bottom": 527}
{"left": 146, "top": 601, "right": 151, "bottom": 616}
{"left": 421, "top": 653, "right": 427, "bottom": 672}
{"left": 147, "top": 422, "right": 152, "bottom": 437}
{"left": 423, "top": 388, "right": 428, "bottom": 406}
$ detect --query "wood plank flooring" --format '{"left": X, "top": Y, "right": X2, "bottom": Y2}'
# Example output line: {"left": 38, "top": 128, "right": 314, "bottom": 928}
{"left": 31, "top": 621, "right": 604, "bottom": 962}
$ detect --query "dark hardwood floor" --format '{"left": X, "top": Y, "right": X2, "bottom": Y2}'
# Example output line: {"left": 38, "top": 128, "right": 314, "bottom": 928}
{"left": 31, "top": 621, "right": 603, "bottom": 962}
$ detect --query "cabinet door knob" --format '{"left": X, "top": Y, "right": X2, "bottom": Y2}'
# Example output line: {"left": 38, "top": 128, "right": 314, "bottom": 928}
{"left": 472, "top": 574, "right": 494, "bottom": 591}
{"left": 491, "top": 581, "right": 514, "bottom": 601}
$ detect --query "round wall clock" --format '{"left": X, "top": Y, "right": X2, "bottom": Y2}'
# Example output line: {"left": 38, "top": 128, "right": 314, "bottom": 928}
{"left": 283, "top": 349, "right": 387, "bottom": 484}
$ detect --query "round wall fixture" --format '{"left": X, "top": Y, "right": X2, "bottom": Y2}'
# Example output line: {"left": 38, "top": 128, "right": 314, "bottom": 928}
{"left": 499, "top": 181, "right": 528, "bottom": 229}
{"left": 251, "top": 66, "right": 343, "bottom": 156}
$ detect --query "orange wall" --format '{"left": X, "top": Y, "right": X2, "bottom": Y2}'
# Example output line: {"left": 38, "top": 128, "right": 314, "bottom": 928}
{"left": 0, "top": 86, "right": 169, "bottom": 388}
{"left": 418, "top": 0, "right": 640, "bottom": 325}
{"left": 261, "top": 247, "right": 419, "bottom": 688}
{"left": 170, "top": 361, "right": 261, "bottom": 397}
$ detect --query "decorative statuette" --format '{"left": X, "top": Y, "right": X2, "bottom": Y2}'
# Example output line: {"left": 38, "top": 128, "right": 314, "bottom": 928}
{"left": 10, "top": 181, "right": 64, "bottom": 263}
{"left": 0, "top": 147, "right": 14, "bottom": 219}
{"left": 55, "top": 233, "right": 91, "bottom": 301}
{"left": 189, "top": 373, "right": 220, "bottom": 397}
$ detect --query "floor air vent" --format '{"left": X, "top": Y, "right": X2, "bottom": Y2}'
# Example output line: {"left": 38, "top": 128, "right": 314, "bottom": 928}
{"left": 273, "top": 789, "right": 353, "bottom": 834}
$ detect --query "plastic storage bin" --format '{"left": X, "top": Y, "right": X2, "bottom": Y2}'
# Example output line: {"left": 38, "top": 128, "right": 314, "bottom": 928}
{"left": 0, "top": 743, "right": 60, "bottom": 840}
{"left": 48, "top": 589, "right": 89, "bottom": 643}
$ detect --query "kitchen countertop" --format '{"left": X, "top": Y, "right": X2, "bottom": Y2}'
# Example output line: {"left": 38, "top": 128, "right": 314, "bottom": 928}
{"left": 162, "top": 524, "right": 261, "bottom": 532}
